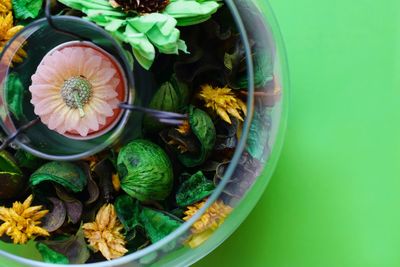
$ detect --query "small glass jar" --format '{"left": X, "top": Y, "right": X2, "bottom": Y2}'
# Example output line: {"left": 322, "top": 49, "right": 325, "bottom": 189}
{"left": 0, "top": 16, "right": 138, "bottom": 160}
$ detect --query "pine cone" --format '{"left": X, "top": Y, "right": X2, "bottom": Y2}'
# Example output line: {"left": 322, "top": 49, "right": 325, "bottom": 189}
{"left": 112, "top": 0, "right": 170, "bottom": 14}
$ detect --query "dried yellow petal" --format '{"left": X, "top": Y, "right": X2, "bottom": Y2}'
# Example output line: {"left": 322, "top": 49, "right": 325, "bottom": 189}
{"left": 112, "top": 173, "right": 121, "bottom": 192}
{"left": 83, "top": 204, "right": 128, "bottom": 260}
{"left": 198, "top": 85, "right": 247, "bottom": 124}
{"left": 183, "top": 199, "right": 232, "bottom": 248}
{"left": 0, "top": 195, "right": 49, "bottom": 244}
{"left": 0, "top": 12, "right": 26, "bottom": 64}
{"left": 0, "top": 0, "right": 11, "bottom": 14}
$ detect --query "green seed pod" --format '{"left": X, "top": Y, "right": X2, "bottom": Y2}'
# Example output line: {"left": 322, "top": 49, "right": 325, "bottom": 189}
{"left": 143, "top": 75, "right": 189, "bottom": 133}
{"left": 117, "top": 140, "right": 173, "bottom": 201}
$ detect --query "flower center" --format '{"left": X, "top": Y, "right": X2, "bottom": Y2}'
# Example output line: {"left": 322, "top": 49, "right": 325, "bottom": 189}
{"left": 61, "top": 76, "right": 92, "bottom": 117}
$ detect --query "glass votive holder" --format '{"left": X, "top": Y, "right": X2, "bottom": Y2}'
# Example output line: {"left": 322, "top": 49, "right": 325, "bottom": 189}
{"left": 0, "top": 16, "right": 138, "bottom": 161}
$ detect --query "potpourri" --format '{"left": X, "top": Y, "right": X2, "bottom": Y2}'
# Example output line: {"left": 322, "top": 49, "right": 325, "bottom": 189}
{"left": 0, "top": 0, "right": 280, "bottom": 263}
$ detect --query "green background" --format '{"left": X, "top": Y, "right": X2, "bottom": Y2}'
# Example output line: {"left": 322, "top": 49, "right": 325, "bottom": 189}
{"left": 197, "top": 0, "right": 400, "bottom": 266}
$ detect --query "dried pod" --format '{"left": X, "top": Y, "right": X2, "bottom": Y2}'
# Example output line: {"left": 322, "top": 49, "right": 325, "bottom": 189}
{"left": 42, "top": 197, "right": 67, "bottom": 233}
{"left": 143, "top": 76, "right": 189, "bottom": 133}
{"left": 176, "top": 171, "right": 215, "bottom": 207}
{"left": 117, "top": 140, "right": 173, "bottom": 201}
{"left": 0, "top": 151, "right": 26, "bottom": 200}
{"left": 177, "top": 106, "right": 216, "bottom": 167}
{"left": 30, "top": 162, "right": 87, "bottom": 193}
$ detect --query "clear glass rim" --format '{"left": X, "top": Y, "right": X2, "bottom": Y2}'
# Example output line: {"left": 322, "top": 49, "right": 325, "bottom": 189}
{"left": 0, "top": 16, "right": 135, "bottom": 161}
{"left": 0, "top": 0, "right": 255, "bottom": 265}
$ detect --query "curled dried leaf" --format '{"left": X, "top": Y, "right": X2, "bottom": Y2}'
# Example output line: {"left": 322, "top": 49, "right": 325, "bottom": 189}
{"left": 55, "top": 186, "right": 83, "bottom": 225}
{"left": 42, "top": 197, "right": 66, "bottom": 232}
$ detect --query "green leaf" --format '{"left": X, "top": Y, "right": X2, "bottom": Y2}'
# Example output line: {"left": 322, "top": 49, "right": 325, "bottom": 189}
{"left": 246, "top": 105, "right": 271, "bottom": 161}
{"left": 115, "top": 194, "right": 141, "bottom": 232}
{"left": 59, "top": 0, "right": 190, "bottom": 70}
{"left": 178, "top": 106, "right": 216, "bottom": 167}
{"left": 0, "top": 172, "right": 27, "bottom": 200}
{"left": 164, "top": 0, "right": 221, "bottom": 26}
{"left": 0, "top": 150, "right": 22, "bottom": 174}
{"left": 5, "top": 73, "right": 25, "bottom": 121}
{"left": 0, "top": 150, "right": 27, "bottom": 200}
{"left": 176, "top": 171, "right": 215, "bottom": 207}
{"left": 39, "top": 228, "right": 90, "bottom": 264}
{"left": 123, "top": 24, "right": 155, "bottom": 70}
{"left": 128, "top": 13, "right": 187, "bottom": 55}
{"left": 14, "top": 150, "right": 45, "bottom": 170}
{"left": 12, "top": 0, "right": 44, "bottom": 20}
{"left": 58, "top": 0, "right": 119, "bottom": 13}
{"left": 30, "top": 162, "right": 87, "bottom": 193}
{"left": 36, "top": 243, "right": 69, "bottom": 264}
{"left": 139, "top": 207, "right": 182, "bottom": 244}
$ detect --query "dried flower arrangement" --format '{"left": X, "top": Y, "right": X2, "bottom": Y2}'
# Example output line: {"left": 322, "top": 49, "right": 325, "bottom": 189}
{"left": 0, "top": 0, "right": 279, "bottom": 264}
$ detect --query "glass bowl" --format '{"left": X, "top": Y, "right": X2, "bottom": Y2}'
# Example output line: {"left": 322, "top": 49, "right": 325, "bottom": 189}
{"left": 0, "top": 0, "right": 288, "bottom": 266}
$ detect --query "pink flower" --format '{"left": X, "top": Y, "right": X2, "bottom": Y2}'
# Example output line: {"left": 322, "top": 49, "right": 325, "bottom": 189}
{"left": 29, "top": 44, "right": 124, "bottom": 138}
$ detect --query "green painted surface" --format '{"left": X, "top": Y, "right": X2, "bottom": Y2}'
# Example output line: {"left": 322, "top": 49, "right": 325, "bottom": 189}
{"left": 0, "top": 0, "right": 399, "bottom": 266}
{"left": 197, "top": 0, "right": 400, "bottom": 266}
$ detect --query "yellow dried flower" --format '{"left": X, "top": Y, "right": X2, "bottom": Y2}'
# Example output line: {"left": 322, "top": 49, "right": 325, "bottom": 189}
{"left": 83, "top": 204, "right": 128, "bottom": 260}
{"left": 0, "top": 12, "right": 26, "bottom": 64}
{"left": 198, "top": 85, "right": 247, "bottom": 124}
{"left": 0, "top": 0, "right": 11, "bottom": 14}
{"left": 0, "top": 195, "right": 49, "bottom": 244}
{"left": 183, "top": 199, "right": 232, "bottom": 248}
{"left": 176, "top": 120, "right": 191, "bottom": 135}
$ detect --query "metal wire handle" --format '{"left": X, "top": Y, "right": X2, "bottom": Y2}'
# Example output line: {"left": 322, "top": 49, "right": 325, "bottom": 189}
{"left": 45, "top": 0, "right": 88, "bottom": 41}
{"left": 0, "top": 118, "right": 40, "bottom": 151}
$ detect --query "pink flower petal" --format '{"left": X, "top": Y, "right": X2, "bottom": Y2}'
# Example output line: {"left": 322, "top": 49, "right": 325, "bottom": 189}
{"left": 56, "top": 123, "right": 67, "bottom": 135}
{"left": 30, "top": 45, "right": 125, "bottom": 137}
{"left": 48, "top": 106, "right": 68, "bottom": 130}
{"left": 64, "top": 109, "right": 80, "bottom": 132}
{"left": 108, "top": 78, "right": 121, "bottom": 88}
{"left": 29, "top": 84, "right": 59, "bottom": 97}
{"left": 82, "top": 55, "right": 103, "bottom": 79}
{"left": 40, "top": 114, "right": 51, "bottom": 124}
{"left": 93, "top": 87, "right": 119, "bottom": 100}
{"left": 91, "top": 98, "right": 114, "bottom": 117}
{"left": 108, "top": 98, "right": 120, "bottom": 109}
{"left": 31, "top": 73, "right": 47, "bottom": 84}
{"left": 92, "top": 68, "right": 117, "bottom": 87}
{"left": 34, "top": 97, "right": 64, "bottom": 116}
{"left": 82, "top": 106, "right": 99, "bottom": 132}
{"left": 76, "top": 124, "right": 89, "bottom": 137}
{"left": 99, "top": 60, "right": 113, "bottom": 70}
{"left": 97, "top": 114, "right": 106, "bottom": 126}
{"left": 36, "top": 65, "right": 64, "bottom": 84}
